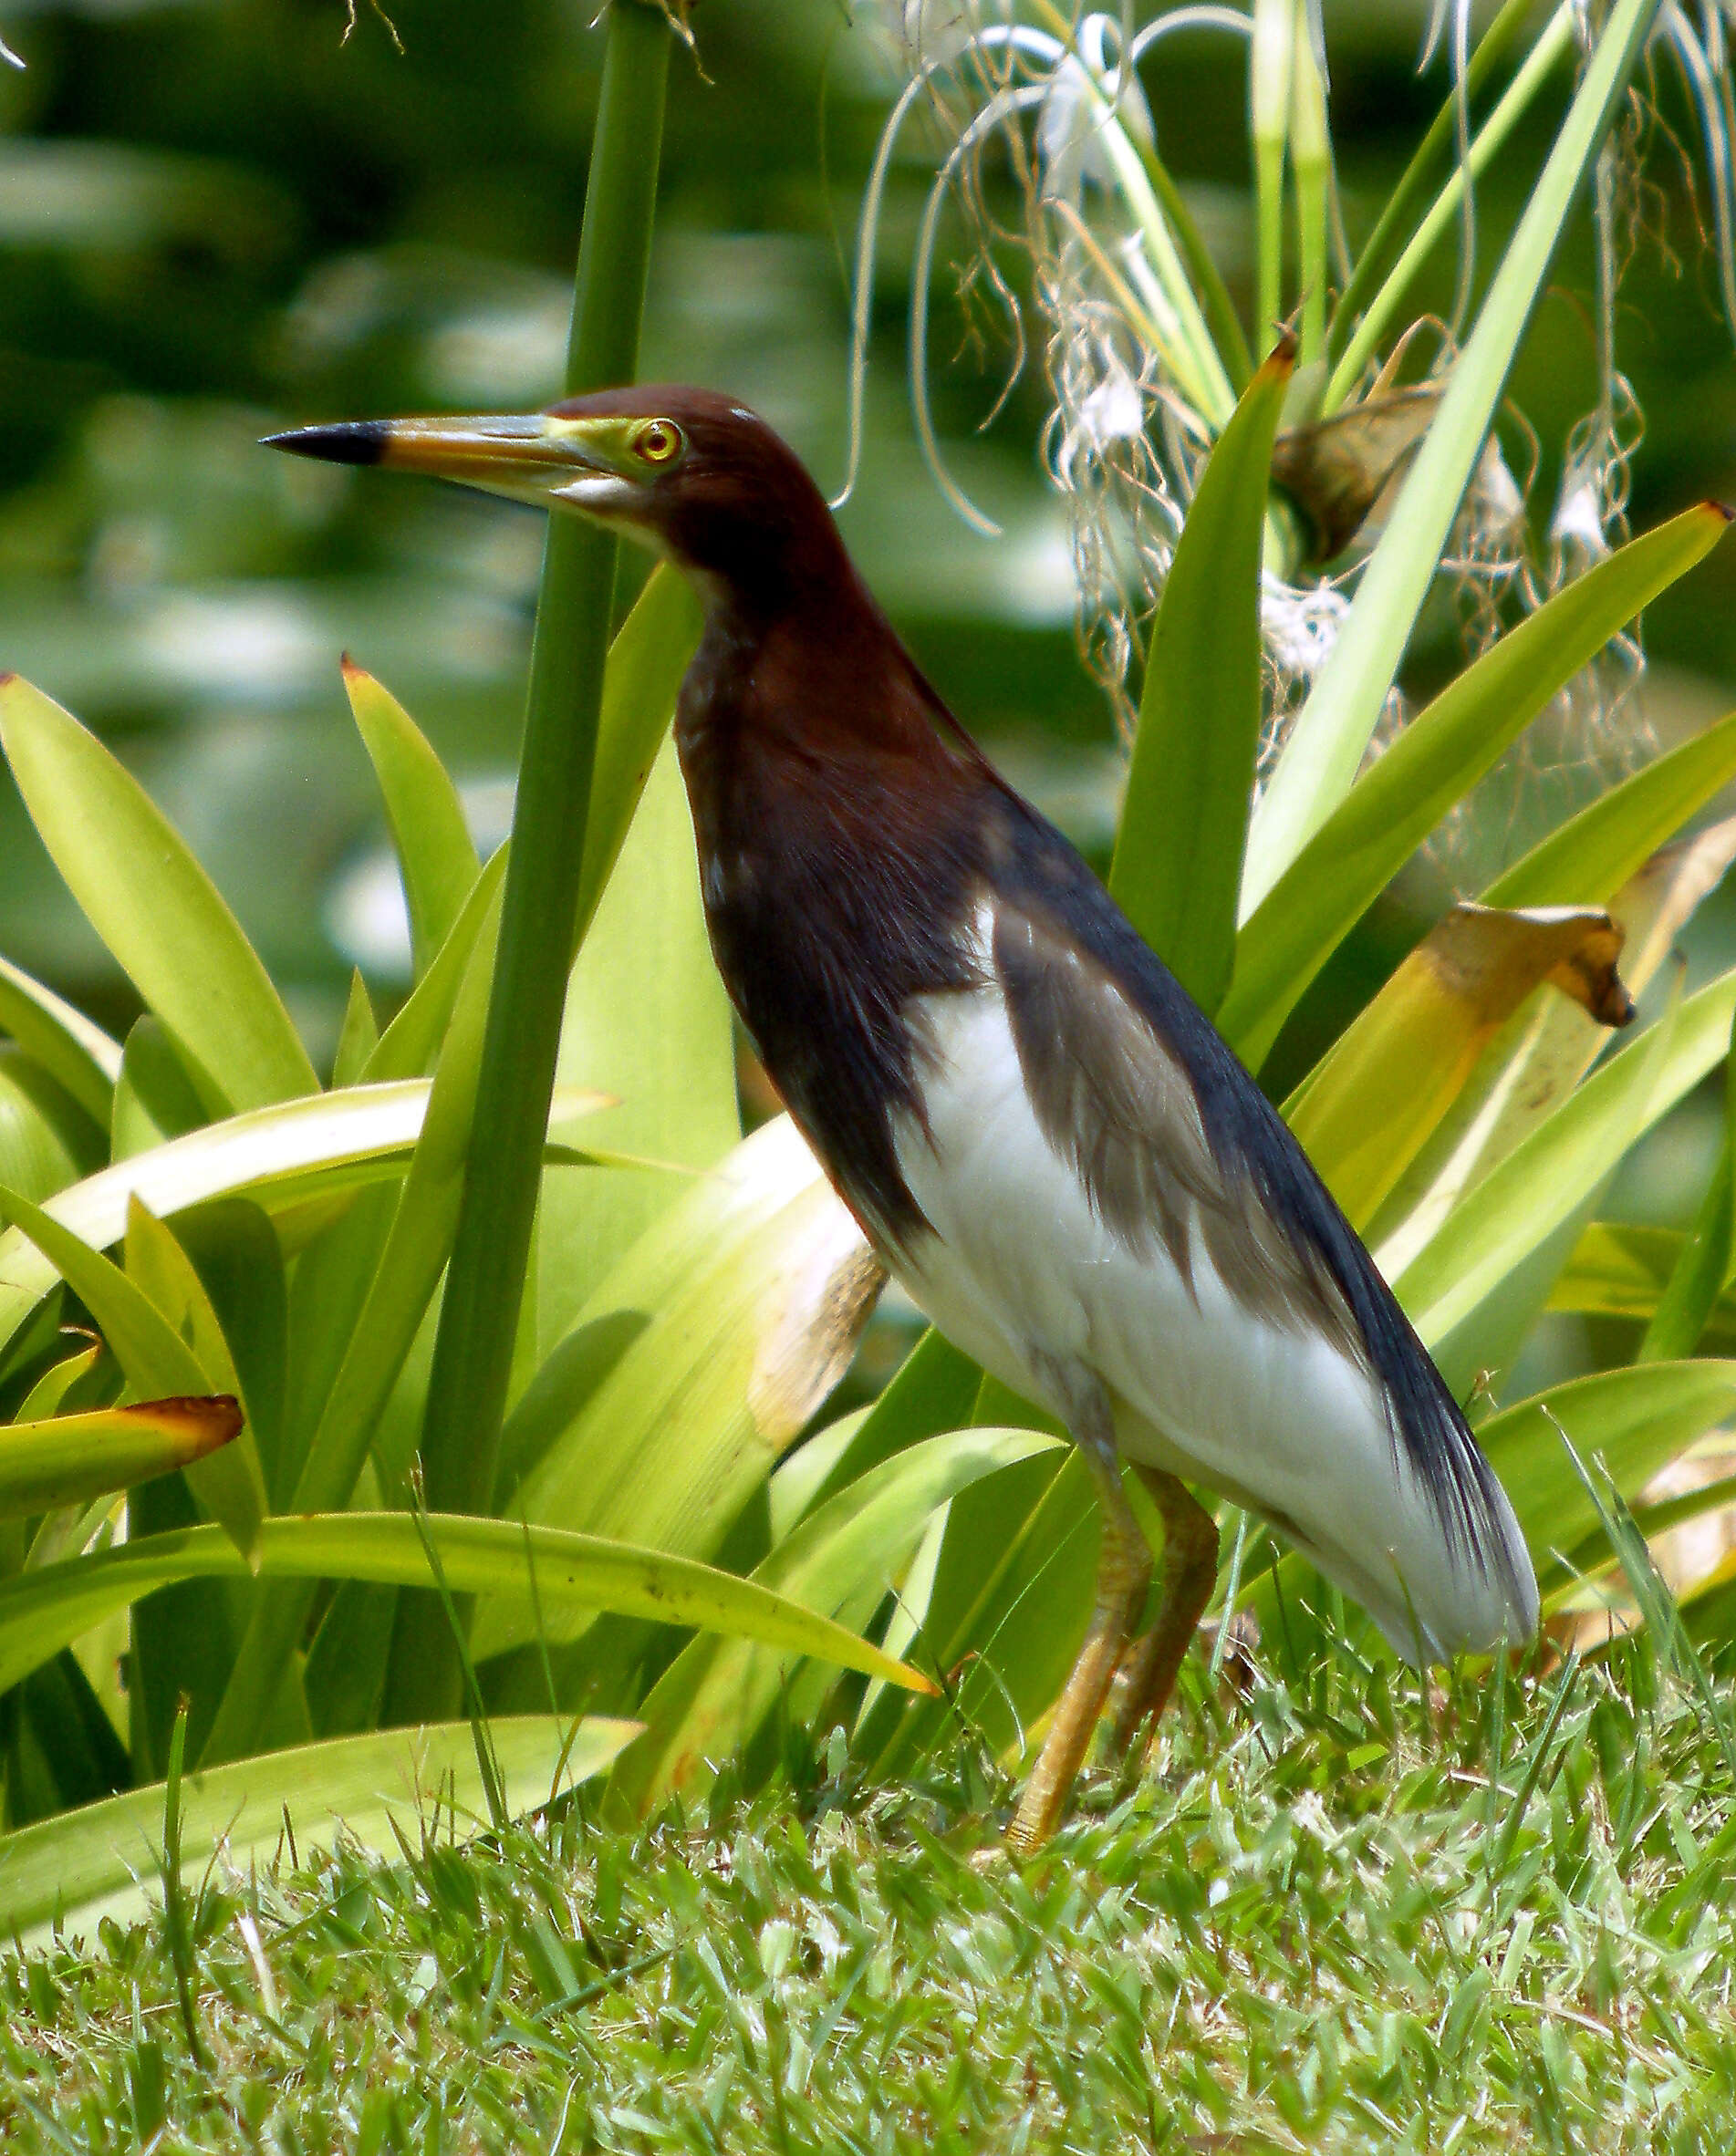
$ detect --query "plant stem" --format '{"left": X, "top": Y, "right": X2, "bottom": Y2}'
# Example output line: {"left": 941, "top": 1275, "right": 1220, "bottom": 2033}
{"left": 1140, "top": 141, "right": 1255, "bottom": 391}
{"left": 1288, "top": 0, "right": 1329, "bottom": 368}
{"left": 1326, "top": 0, "right": 1540, "bottom": 364}
{"left": 1324, "top": 3, "right": 1575, "bottom": 414}
{"left": 1251, "top": 0, "right": 1294, "bottom": 345}
{"left": 1243, "top": 0, "right": 1669, "bottom": 917}
{"left": 379, "top": 0, "right": 671, "bottom": 1727}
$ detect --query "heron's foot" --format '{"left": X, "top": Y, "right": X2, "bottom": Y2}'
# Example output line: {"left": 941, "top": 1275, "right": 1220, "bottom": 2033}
{"left": 1006, "top": 1596, "right": 1138, "bottom": 1855}
{"left": 1111, "top": 1468, "right": 1218, "bottom": 1760}
{"left": 1007, "top": 1377, "right": 1150, "bottom": 1855}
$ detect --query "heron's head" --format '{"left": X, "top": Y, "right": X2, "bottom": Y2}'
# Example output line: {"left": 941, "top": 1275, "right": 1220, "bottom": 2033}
{"left": 266, "top": 385, "right": 847, "bottom": 612}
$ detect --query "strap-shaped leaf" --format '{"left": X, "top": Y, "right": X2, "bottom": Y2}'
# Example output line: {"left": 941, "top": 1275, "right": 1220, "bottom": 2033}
{"left": 0, "top": 1046, "right": 102, "bottom": 1204}
{"left": 1289, "top": 904, "right": 1632, "bottom": 1230}
{"left": 479, "top": 1116, "right": 882, "bottom": 1662}
{"left": 1479, "top": 1360, "right": 1736, "bottom": 1560}
{"left": 0, "top": 1509, "right": 941, "bottom": 1702}
{"left": 0, "top": 953, "right": 121, "bottom": 1125}
{"left": 1221, "top": 504, "right": 1728, "bottom": 1065}
{"left": 1395, "top": 967, "right": 1736, "bottom": 1347}
{"left": 1110, "top": 340, "right": 1293, "bottom": 1015}
{"left": 1243, "top": 0, "right": 1679, "bottom": 907}
{"left": 1546, "top": 1222, "right": 1729, "bottom": 1332}
{"left": 0, "top": 1078, "right": 610, "bottom": 1367}
{"left": 1485, "top": 701, "right": 1736, "bottom": 909}
{"left": 204, "top": 877, "right": 514, "bottom": 1760}
{"left": 1637, "top": 1009, "right": 1736, "bottom": 1364}
{"left": 1372, "top": 820, "right": 1736, "bottom": 1279}
{"left": 0, "top": 1184, "right": 266, "bottom": 1552}
{"left": 609, "top": 1425, "right": 1060, "bottom": 1818}
{"left": 795, "top": 1325, "right": 985, "bottom": 1522}
{"left": 0, "top": 1395, "right": 240, "bottom": 1521}
{"left": 343, "top": 659, "right": 479, "bottom": 981}
{"left": 364, "top": 845, "right": 509, "bottom": 1083}
{"left": 573, "top": 560, "right": 705, "bottom": 954}
{"left": 539, "top": 734, "right": 739, "bottom": 1349}
{"left": 0, "top": 674, "right": 318, "bottom": 1115}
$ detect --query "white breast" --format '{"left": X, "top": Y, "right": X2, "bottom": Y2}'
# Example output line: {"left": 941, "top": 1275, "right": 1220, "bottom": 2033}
{"left": 886, "top": 957, "right": 1527, "bottom": 1663}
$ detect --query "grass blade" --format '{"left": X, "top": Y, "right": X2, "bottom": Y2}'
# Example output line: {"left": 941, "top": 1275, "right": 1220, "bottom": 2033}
{"left": 0, "top": 1715, "right": 638, "bottom": 1942}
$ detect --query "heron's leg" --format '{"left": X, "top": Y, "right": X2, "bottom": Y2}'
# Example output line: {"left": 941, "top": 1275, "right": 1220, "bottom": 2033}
{"left": 1110, "top": 1466, "right": 1218, "bottom": 1758}
{"left": 1007, "top": 1378, "right": 1151, "bottom": 1856}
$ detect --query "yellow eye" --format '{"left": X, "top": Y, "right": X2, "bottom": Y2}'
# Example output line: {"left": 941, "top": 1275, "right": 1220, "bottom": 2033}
{"left": 635, "top": 419, "right": 683, "bottom": 465}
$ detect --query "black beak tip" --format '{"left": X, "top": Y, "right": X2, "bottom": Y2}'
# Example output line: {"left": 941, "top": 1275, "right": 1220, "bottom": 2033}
{"left": 262, "top": 420, "right": 390, "bottom": 467}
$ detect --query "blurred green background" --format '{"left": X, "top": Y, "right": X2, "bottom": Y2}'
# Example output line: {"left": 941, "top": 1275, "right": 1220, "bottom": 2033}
{"left": 2, "top": 0, "right": 1734, "bottom": 1257}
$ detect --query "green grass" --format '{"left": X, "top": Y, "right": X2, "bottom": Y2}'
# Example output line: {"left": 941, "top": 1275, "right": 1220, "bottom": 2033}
{"left": 3, "top": 1635, "right": 1733, "bottom": 2153}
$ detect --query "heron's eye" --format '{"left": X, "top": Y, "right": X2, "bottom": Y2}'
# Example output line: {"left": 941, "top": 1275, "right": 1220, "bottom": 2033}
{"left": 635, "top": 419, "right": 684, "bottom": 465}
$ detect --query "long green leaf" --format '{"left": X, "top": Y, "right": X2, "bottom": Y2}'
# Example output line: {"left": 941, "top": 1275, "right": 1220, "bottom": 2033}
{"left": 343, "top": 659, "right": 479, "bottom": 981}
{"left": 0, "top": 674, "right": 318, "bottom": 1114}
{"left": 572, "top": 561, "right": 705, "bottom": 953}
{"left": 365, "top": 845, "right": 510, "bottom": 1083}
{"left": 1373, "top": 823, "right": 1736, "bottom": 1280}
{"left": 0, "top": 953, "right": 120, "bottom": 1125}
{"left": 1110, "top": 341, "right": 1293, "bottom": 1013}
{"left": 0, "top": 1395, "right": 240, "bottom": 1520}
{"left": 1479, "top": 1361, "right": 1736, "bottom": 1558}
{"left": 609, "top": 1426, "right": 1061, "bottom": 1818}
{"left": 1289, "top": 905, "right": 1630, "bottom": 1230}
{"left": 203, "top": 874, "right": 511, "bottom": 1765}
{"left": 1396, "top": 967, "right": 1736, "bottom": 1347}
{"left": 1221, "top": 505, "right": 1728, "bottom": 1064}
{"left": 0, "top": 1079, "right": 608, "bottom": 1365}
{"left": 1484, "top": 701, "right": 1736, "bottom": 909}
{"left": 1325, "top": 0, "right": 1544, "bottom": 363}
{"left": 538, "top": 733, "right": 739, "bottom": 1350}
{"left": 477, "top": 1116, "right": 881, "bottom": 1660}
{"left": 1545, "top": 1221, "right": 1736, "bottom": 1337}
{"left": 111, "top": 1014, "right": 208, "bottom": 1162}
{"left": 0, "top": 1715, "right": 636, "bottom": 1942}
{"left": 1323, "top": 4, "right": 1578, "bottom": 414}
{"left": 0, "top": 1184, "right": 265, "bottom": 1552}
{"left": 0, "top": 1047, "right": 102, "bottom": 1207}
{"left": 799, "top": 1326, "right": 985, "bottom": 1521}
{"left": 391, "top": 0, "right": 675, "bottom": 1728}
{"left": 1638, "top": 1011, "right": 1736, "bottom": 1363}
{"left": 860, "top": 1446, "right": 1093, "bottom": 1776}
{"left": 0, "top": 1509, "right": 939, "bottom": 1701}
{"left": 1243, "top": 0, "right": 1675, "bottom": 907}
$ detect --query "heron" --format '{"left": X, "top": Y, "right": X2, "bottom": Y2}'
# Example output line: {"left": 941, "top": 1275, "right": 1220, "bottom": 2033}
{"left": 269, "top": 388, "right": 1538, "bottom": 1851}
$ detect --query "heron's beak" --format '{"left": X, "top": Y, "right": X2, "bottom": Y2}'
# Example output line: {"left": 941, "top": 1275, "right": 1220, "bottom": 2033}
{"left": 263, "top": 412, "right": 640, "bottom": 518}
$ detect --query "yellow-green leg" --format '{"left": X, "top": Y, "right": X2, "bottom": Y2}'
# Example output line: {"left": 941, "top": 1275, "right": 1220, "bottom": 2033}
{"left": 1110, "top": 1466, "right": 1218, "bottom": 1758}
{"left": 1007, "top": 1386, "right": 1151, "bottom": 1856}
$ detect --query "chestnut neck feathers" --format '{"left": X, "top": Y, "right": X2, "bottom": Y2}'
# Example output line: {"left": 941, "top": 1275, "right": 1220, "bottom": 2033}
{"left": 670, "top": 475, "right": 998, "bottom": 1248}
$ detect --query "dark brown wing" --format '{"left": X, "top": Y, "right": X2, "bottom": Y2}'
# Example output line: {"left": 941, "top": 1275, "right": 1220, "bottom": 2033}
{"left": 986, "top": 791, "right": 1530, "bottom": 1611}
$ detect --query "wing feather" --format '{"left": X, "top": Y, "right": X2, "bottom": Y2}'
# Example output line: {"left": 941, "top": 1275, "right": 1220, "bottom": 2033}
{"left": 989, "top": 799, "right": 1535, "bottom": 1633}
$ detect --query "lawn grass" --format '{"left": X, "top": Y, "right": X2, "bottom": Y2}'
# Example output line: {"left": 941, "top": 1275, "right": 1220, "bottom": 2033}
{"left": 3, "top": 1632, "right": 1732, "bottom": 2153}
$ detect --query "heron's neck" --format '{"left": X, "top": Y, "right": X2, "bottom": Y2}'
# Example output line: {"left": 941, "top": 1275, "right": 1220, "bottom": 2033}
{"left": 676, "top": 571, "right": 959, "bottom": 773}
